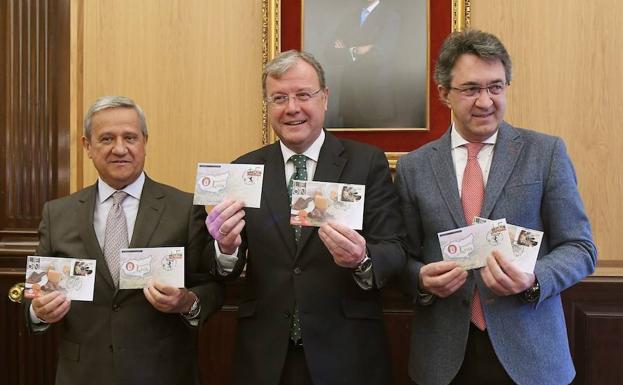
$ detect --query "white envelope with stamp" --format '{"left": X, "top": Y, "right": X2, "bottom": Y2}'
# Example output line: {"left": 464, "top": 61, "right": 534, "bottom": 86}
{"left": 290, "top": 180, "right": 365, "bottom": 230}
{"left": 193, "top": 163, "right": 264, "bottom": 208}
{"left": 438, "top": 218, "right": 514, "bottom": 270}
{"left": 24, "top": 256, "right": 96, "bottom": 301}
{"left": 474, "top": 217, "right": 543, "bottom": 273}
{"left": 119, "top": 247, "right": 185, "bottom": 289}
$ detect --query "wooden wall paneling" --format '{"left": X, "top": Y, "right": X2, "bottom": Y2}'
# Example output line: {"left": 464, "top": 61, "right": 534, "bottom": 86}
{"left": 6, "top": 275, "right": 622, "bottom": 385}
{"left": 1, "top": 270, "right": 59, "bottom": 385}
{"left": 0, "top": 0, "right": 70, "bottom": 252}
{"left": 76, "top": 0, "right": 264, "bottom": 193}
{"left": 198, "top": 309, "right": 237, "bottom": 385}
{"left": 469, "top": 0, "right": 623, "bottom": 276}
{"left": 562, "top": 277, "right": 623, "bottom": 385}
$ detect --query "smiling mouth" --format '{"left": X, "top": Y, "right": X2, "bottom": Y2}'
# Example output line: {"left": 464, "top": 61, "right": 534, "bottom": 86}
{"left": 284, "top": 120, "right": 306, "bottom": 126}
{"left": 473, "top": 111, "right": 494, "bottom": 118}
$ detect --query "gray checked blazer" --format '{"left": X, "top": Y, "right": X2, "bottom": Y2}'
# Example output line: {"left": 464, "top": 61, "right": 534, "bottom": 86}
{"left": 395, "top": 122, "right": 597, "bottom": 385}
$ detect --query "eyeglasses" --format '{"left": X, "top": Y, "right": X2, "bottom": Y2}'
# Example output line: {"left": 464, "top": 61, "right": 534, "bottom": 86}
{"left": 265, "top": 88, "right": 324, "bottom": 106}
{"left": 449, "top": 83, "right": 507, "bottom": 98}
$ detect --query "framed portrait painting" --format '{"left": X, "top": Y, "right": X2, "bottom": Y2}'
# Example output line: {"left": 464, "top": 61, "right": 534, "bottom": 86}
{"left": 262, "top": 0, "right": 470, "bottom": 163}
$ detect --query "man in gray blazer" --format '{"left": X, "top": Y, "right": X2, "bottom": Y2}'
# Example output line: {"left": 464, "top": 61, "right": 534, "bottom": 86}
{"left": 395, "top": 30, "right": 597, "bottom": 385}
{"left": 25, "top": 96, "right": 223, "bottom": 385}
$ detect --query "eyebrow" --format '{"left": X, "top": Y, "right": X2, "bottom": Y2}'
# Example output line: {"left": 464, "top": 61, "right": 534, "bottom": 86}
{"left": 458, "top": 79, "right": 506, "bottom": 87}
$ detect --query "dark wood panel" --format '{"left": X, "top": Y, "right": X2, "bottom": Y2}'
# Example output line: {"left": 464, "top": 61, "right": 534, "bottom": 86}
{"left": 3, "top": 270, "right": 623, "bottom": 385}
{"left": 1, "top": 270, "right": 59, "bottom": 385}
{"left": 0, "top": 0, "right": 70, "bottom": 246}
{"left": 562, "top": 278, "right": 623, "bottom": 385}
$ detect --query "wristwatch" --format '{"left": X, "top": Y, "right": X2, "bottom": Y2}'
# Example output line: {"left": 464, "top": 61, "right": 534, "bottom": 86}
{"left": 416, "top": 288, "right": 435, "bottom": 306}
{"left": 354, "top": 252, "right": 372, "bottom": 274}
{"left": 182, "top": 293, "right": 201, "bottom": 319}
{"left": 521, "top": 280, "right": 541, "bottom": 303}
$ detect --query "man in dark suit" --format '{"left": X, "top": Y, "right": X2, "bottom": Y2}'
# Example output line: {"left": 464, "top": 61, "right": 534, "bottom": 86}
{"left": 205, "top": 50, "right": 405, "bottom": 385}
{"left": 325, "top": 0, "right": 400, "bottom": 127}
{"left": 25, "top": 96, "right": 224, "bottom": 385}
{"left": 395, "top": 30, "right": 597, "bottom": 385}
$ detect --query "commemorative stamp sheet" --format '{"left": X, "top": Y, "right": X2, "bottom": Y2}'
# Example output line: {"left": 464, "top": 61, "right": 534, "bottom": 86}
{"left": 119, "top": 247, "right": 185, "bottom": 289}
{"left": 193, "top": 163, "right": 264, "bottom": 208}
{"left": 290, "top": 180, "right": 365, "bottom": 230}
{"left": 474, "top": 217, "right": 543, "bottom": 273}
{"left": 25, "top": 256, "right": 96, "bottom": 301}
{"left": 438, "top": 218, "right": 514, "bottom": 270}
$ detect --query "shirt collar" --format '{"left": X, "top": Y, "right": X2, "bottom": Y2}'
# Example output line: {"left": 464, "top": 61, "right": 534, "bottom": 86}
{"left": 450, "top": 123, "right": 498, "bottom": 150}
{"left": 98, "top": 172, "right": 145, "bottom": 203}
{"left": 366, "top": 0, "right": 381, "bottom": 13}
{"left": 280, "top": 129, "right": 325, "bottom": 165}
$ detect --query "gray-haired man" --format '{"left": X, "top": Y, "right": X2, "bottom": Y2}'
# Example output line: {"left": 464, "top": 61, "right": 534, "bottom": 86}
{"left": 26, "top": 96, "right": 223, "bottom": 385}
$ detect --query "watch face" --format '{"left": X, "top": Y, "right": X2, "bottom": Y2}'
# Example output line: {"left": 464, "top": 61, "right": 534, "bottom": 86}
{"left": 417, "top": 292, "right": 434, "bottom": 306}
{"left": 523, "top": 283, "right": 540, "bottom": 302}
{"left": 355, "top": 257, "right": 372, "bottom": 273}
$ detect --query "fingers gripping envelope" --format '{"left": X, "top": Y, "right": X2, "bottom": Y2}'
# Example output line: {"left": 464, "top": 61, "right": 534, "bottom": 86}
{"left": 193, "top": 163, "right": 264, "bottom": 208}
{"left": 290, "top": 180, "right": 365, "bottom": 230}
{"left": 25, "top": 256, "right": 96, "bottom": 301}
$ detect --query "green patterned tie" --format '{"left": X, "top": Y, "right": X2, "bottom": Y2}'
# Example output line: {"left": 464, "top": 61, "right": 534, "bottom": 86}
{"left": 288, "top": 154, "right": 307, "bottom": 343}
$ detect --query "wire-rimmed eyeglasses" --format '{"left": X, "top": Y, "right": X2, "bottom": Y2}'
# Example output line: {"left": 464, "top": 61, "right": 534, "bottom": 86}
{"left": 265, "top": 88, "right": 324, "bottom": 106}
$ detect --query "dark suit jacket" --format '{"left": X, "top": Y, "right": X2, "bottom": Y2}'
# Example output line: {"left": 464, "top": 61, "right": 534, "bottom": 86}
{"left": 325, "top": 2, "right": 401, "bottom": 127}
{"left": 395, "top": 123, "right": 597, "bottom": 385}
{"left": 27, "top": 176, "right": 224, "bottom": 385}
{"left": 206, "top": 132, "right": 405, "bottom": 385}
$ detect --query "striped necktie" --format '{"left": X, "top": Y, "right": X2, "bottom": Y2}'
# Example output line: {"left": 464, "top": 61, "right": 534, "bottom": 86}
{"left": 103, "top": 191, "right": 129, "bottom": 287}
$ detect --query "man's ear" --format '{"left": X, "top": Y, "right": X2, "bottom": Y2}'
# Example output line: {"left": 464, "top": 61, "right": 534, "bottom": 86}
{"left": 438, "top": 85, "right": 451, "bottom": 108}
{"left": 323, "top": 87, "right": 329, "bottom": 111}
{"left": 81, "top": 136, "right": 93, "bottom": 159}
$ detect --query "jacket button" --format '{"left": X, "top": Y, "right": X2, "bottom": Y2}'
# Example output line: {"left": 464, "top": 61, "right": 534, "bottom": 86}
{"left": 293, "top": 267, "right": 302, "bottom": 275}
{"left": 112, "top": 304, "right": 120, "bottom": 312}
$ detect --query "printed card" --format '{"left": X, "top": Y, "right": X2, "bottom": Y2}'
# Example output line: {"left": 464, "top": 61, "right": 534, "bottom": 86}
{"left": 290, "top": 180, "right": 365, "bottom": 230}
{"left": 193, "top": 163, "right": 264, "bottom": 208}
{"left": 474, "top": 217, "right": 543, "bottom": 273}
{"left": 119, "top": 247, "right": 185, "bottom": 289}
{"left": 25, "top": 256, "right": 96, "bottom": 301}
{"left": 438, "top": 218, "right": 514, "bottom": 270}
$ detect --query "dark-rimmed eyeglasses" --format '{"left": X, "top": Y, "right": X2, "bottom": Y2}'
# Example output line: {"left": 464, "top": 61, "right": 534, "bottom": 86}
{"left": 449, "top": 83, "right": 508, "bottom": 98}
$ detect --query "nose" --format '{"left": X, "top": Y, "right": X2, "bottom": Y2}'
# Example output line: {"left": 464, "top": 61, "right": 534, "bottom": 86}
{"left": 284, "top": 96, "right": 301, "bottom": 114}
{"left": 474, "top": 88, "right": 494, "bottom": 108}
{"left": 111, "top": 137, "right": 128, "bottom": 155}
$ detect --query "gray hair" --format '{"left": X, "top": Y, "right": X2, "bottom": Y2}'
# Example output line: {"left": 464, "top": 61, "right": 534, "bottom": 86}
{"left": 434, "top": 29, "right": 512, "bottom": 89}
{"left": 262, "top": 50, "right": 326, "bottom": 98}
{"left": 83, "top": 96, "right": 148, "bottom": 139}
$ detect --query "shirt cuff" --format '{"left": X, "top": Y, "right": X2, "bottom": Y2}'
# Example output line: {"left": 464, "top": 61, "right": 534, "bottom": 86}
{"left": 30, "top": 304, "right": 51, "bottom": 332}
{"left": 214, "top": 243, "right": 239, "bottom": 275}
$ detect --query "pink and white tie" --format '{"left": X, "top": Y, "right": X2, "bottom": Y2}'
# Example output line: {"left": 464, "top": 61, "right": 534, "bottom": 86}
{"left": 462, "top": 143, "right": 487, "bottom": 330}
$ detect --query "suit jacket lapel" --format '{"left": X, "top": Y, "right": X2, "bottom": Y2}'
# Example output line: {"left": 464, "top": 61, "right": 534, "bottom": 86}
{"left": 77, "top": 184, "right": 116, "bottom": 290}
{"left": 261, "top": 143, "right": 298, "bottom": 257}
{"left": 482, "top": 122, "right": 523, "bottom": 219}
{"left": 296, "top": 133, "right": 347, "bottom": 257}
{"left": 431, "top": 129, "right": 467, "bottom": 227}
{"left": 129, "top": 176, "right": 165, "bottom": 248}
